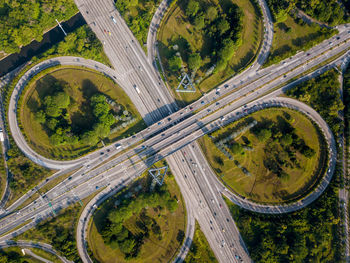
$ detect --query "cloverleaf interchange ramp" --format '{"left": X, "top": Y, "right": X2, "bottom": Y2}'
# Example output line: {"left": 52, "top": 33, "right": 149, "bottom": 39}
{"left": 1, "top": 0, "right": 350, "bottom": 262}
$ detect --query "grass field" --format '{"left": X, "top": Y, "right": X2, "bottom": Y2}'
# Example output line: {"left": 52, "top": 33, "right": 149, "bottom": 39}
{"left": 265, "top": 14, "right": 336, "bottom": 66}
{"left": 184, "top": 222, "right": 217, "bottom": 263}
{"left": 158, "top": 0, "right": 263, "bottom": 105}
{"left": 20, "top": 66, "right": 145, "bottom": 160}
{"left": 199, "top": 108, "right": 325, "bottom": 203}
{"left": 88, "top": 164, "right": 186, "bottom": 263}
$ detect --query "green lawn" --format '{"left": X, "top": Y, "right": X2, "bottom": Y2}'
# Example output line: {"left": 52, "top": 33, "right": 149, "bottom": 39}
{"left": 88, "top": 163, "right": 186, "bottom": 263}
{"left": 20, "top": 66, "right": 146, "bottom": 160}
{"left": 199, "top": 108, "right": 326, "bottom": 204}
{"left": 184, "top": 222, "right": 217, "bottom": 263}
{"left": 158, "top": 0, "right": 263, "bottom": 105}
{"left": 265, "top": 14, "right": 337, "bottom": 66}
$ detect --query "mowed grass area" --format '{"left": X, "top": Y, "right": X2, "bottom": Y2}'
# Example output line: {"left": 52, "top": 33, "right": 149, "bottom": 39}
{"left": 20, "top": 67, "right": 146, "bottom": 160}
{"left": 199, "top": 108, "right": 325, "bottom": 204}
{"left": 265, "top": 14, "right": 336, "bottom": 66}
{"left": 158, "top": 0, "right": 262, "bottom": 105}
{"left": 88, "top": 166, "right": 186, "bottom": 263}
{"left": 184, "top": 222, "right": 217, "bottom": 263}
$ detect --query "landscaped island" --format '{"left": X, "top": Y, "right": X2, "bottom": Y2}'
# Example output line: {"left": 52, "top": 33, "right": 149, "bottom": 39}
{"left": 88, "top": 163, "right": 186, "bottom": 263}
{"left": 158, "top": 0, "right": 262, "bottom": 103}
{"left": 199, "top": 108, "right": 326, "bottom": 203}
{"left": 20, "top": 66, "right": 145, "bottom": 159}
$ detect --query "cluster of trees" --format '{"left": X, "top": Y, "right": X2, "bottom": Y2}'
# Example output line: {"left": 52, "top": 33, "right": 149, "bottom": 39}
{"left": 181, "top": 0, "right": 244, "bottom": 73}
{"left": 296, "top": 0, "right": 349, "bottom": 26}
{"left": 0, "top": 0, "right": 77, "bottom": 54}
{"left": 34, "top": 86, "right": 117, "bottom": 146}
{"left": 266, "top": 0, "right": 349, "bottom": 25}
{"left": 227, "top": 174, "right": 342, "bottom": 262}
{"left": 249, "top": 114, "right": 316, "bottom": 180}
{"left": 6, "top": 143, "right": 49, "bottom": 195}
{"left": 287, "top": 69, "right": 344, "bottom": 136}
{"left": 100, "top": 183, "right": 178, "bottom": 259}
{"left": 0, "top": 249, "right": 28, "bottom": 263}
{"left": 115, "top": 0, "right": 161, "bottom": 46}
{"left": 44, "top": 25, "right": 108, "bottom": 64}
{"left": 80, "top": 94, "right": 115, "bottom": 146}
{"left": 26, "top": 203, "right": 82, "bottom": 262}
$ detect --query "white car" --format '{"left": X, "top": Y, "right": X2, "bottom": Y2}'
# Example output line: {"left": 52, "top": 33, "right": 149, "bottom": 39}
{"left": 111, "top": 16, "right": 117, "bottom": 24}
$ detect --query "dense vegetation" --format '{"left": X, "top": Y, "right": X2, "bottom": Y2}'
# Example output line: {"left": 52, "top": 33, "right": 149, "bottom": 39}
{"left": 42, "top": 25, "right": 109, "bottom": 65}
{"left": 226, "top": 173, "right": 342, "bottom": 262}
{"left": 344, "top": 66, "right": 350, "bottom": 187}
{"left": 266, "top": 0, "right": 349, "bottom": 25}
{"left": 184, "top": 223, "right": 217, "bottom": 263}
{"left": 0, "top": 0, "right": 77, "bottom": 54}
{"left": 0, "top": 248, "right": 35, "bottom": 263}
{"left": 100, "top": 182, "right": 178, "bottom": 259}
{"left": 19, "top": 203, "right": 82, "bottom": 262}
{"left": 6, "top": 142, "right": 51, "bottom": 204}
{"left": 115, "top": 0, "right": 161, "bottom": 48}
{"left": 166, "top": 0, "right": 243, "bottom": 77}
{"left": 287, "top": 69, "right": 343, "bottom": 137}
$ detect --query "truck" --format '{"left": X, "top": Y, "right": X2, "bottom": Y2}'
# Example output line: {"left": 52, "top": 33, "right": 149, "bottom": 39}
{"left": 133, "top": 84, "right": 140, "bottom": 94}
{"left": 0, "top": 128, "right": 4, "bottom": 142}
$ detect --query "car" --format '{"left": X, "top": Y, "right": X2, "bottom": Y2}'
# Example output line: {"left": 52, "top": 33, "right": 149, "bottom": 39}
{"left": 115, "top": 144, "right": 122, "bottom": 149}
{"left": 96, "top": 186, "right": 99, "bottom": 189}
{"left": 158, "top": 121, "right": 162, "bottom": 125}
{"left": 189, "top": 106, "right": 193, "bottom": 110}
{"left": 224, "top": 84, "right": 228, "bottom": 88}
{"left": 100, "top": 152, "right": 104, "bottom": 155}
{"left": 216, "top": 91, "right": 220, "bottom": 95}
{"left": 213, "top": 212, "right": 216, "bottom": 216}
{"left": 201, "top": 101, "right": 205, "bottom": 105}
{"left": 167, "top": 117, "right": 171, "bottom": 121}
{"left": 219, "top": 203, "right": 222, "bottom": 208}
{"left": 132, "top": 135, "right": 136, "bottom": 138}
{"left": 216, "top": 102, "right": 220, "bottom": 106}
{"left": 68, "top": 176, "right": 72, "bottom": 180}
{"left": 222, "top": 228, "right": 225, "bottom": 232}
{"left": 220, "top": 116, "right": 225, "bottom": 121}
{"left": 226, "top": 218, "right": 230, "bottom": 222}
{"left": 111, "top": 16, "right": 117, "bottom": 24}
{"left": 307, "top": 53, "right": 310, "bottom": 56}
{"left": 207, "top": 109, "right": 211, "bottom": 112}
{"left": 107, "top": 149, "right": 110, "bottom": 152}
{"left": 329, "top": 42, "right": 333, "bottom": 46}
{"left": 161, "top": 133, "right": 165, "bottom": 136}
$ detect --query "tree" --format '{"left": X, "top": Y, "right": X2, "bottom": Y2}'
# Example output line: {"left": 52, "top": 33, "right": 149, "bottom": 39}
{"left": 46, "top": 118, "right": 59, "bottom": 131}
{"left": 193, "top": 14, "right": 205, "bottom": 29}
{"left": 168, "top": 56, "right": 182, "bottom": 71}
{"left": 231, "top": 142, "right": 244, "bottom": 154}
{"left": 93, "top": 122, "right": 110, "bottom": 139}
{"left": 280, "top": 133, "right": 293, "bottom": 145}
{"left": 206, "top": 6, "right": 218, "bottom": 21}
{"left": 119, "top": 238, "right": 136, "bottom": 255}
{"left": 35, "top": 110, "right": 46, "bottom": 123}
{"left": 52, "top": 91, "right": 70, "bottom": 109}
{"left": 256, "top": 129, "right": 272, "bottom": 141}
{"left": 216, "top": 18, "right": 230, "bottom": 36}
{"left": 81, "top": 130, "right": 98, "bottom": 145}
{"left": 188, "top": 53, "right": 202, "bottom": 70}
{"left": 50, "top": 133, "right": 64, "bottom": 145}
{"left": 186, "top": 0, "right": 200, "bottom": 17}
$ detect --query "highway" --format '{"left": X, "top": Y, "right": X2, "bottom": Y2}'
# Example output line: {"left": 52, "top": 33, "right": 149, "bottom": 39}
{"left": 3, "top": 30, "right": 350, "bottom": 262}
{"left": 1, "top": 0, "right": 350, "bottom": 262}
